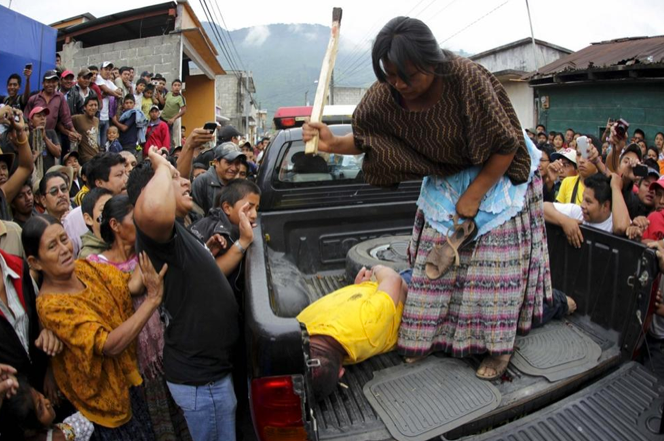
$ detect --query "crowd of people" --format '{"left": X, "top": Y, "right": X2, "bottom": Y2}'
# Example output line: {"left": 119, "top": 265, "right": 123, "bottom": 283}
{"left": 0, "top": 57, "right": 271, "bottom": 441}
{"left": 1, "top": 18, "right": 664, "bottom": 441}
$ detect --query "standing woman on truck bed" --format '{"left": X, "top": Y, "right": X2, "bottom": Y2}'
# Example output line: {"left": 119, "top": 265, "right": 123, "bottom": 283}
{"left": 302, "top": 17, "right": 551, "bottom": 380}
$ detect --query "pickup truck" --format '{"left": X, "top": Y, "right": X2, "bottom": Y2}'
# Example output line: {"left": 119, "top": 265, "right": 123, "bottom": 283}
{"left": 244, "top": 124, "right": 664, "bottom": 441}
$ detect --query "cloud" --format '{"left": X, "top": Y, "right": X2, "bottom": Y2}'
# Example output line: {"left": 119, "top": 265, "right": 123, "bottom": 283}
{"left": 244, "top": 25, "right": 270, "bottom": 47}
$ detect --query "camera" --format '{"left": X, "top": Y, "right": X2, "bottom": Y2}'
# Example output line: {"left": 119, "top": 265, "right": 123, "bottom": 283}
{"left": 614, "top": 118, "right": 629, "bottom": 140}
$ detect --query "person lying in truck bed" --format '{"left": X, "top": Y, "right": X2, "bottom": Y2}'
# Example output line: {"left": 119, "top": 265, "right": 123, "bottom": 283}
{"left": 297, "top": 265, "right": 408, "bottom": 399}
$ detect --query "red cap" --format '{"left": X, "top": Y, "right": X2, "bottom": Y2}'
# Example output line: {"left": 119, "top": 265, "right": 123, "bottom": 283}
{"left": 28, "top": 106, "right": 50, "bottom": 119}
{"left": 650, "top": 176, "right": 664, "bottom": 191}
{"left": 61, "top": 70, "right": 75, "bottom": 78}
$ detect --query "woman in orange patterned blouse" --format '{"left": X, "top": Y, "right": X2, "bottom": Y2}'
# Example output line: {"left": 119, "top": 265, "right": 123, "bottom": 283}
{"left": 22, "top": 214, "right": 167, "bottom": 441}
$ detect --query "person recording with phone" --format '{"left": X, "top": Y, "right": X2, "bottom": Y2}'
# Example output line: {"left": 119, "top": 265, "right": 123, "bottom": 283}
{"left": 3, "top": 65, "right": 32, "bottom": 111}
{"left": 0, "top": 107, "right": 35, "bottom": 220}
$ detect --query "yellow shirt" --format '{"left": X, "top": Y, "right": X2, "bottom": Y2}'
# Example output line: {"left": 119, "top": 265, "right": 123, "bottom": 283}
{"left": 74, "top": 185, "right": 89, "bottom": 207}
{"left": 556, "top": 175, "right": 584, "bottom": 205}
{"left": 297, "top": 281, "right": 403, "bottom": 364}
{"left": 37, "top": 260, "right": 142, "bottom": 428}
{"left": 141, "top": 97, "right": 153, "bottom": 117}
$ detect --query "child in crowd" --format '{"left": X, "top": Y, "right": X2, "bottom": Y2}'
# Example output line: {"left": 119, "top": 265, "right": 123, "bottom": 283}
{"left": 5, "top": 377, "right": 94, "bottom": 441}
{"left": 79, "top": 187, "right": 113, "bottom": 259}
{"left": 189, "top": 179, "right": 260, "bottom": 296}
{"left": 115, "top": 94, "right": 147, "bottom": 157}
{"left": 105, "top": 126, "right": 122, "bottom": 153}
{"left": 161, "top": 79, "right": 187, "bottom": 147}
{"left": 142, "top": 84, "right": 154, "bottom": 116}
{"left": 134, "top": 78, "right": 146, "bottom": 109}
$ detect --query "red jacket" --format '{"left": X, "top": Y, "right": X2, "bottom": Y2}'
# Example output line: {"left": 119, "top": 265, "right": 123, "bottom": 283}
{"left": 144, "top": 120, "right": 170, "bottom": 149}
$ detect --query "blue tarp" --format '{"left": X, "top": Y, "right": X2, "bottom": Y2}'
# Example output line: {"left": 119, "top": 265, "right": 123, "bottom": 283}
{"left": 0, "top": 5, "right": 57, "bottom": 96}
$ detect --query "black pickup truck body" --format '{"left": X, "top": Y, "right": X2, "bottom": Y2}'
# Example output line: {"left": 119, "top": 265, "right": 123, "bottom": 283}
{"left": 244, "top": 125, "right": 664, "bottom": 441}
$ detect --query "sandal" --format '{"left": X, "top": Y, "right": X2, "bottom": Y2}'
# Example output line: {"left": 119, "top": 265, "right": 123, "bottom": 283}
{"left": 476, "top": 355, "right": 510, "bottom": 381}
{"left": 425, "top": 215, "right": 477, "bottom": 280}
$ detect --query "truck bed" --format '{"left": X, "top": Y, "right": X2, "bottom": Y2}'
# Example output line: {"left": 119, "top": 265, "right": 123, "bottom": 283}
{"left": 304, "top": 273, "right": 622, "bottom": 440}
{"left": 259, "top": 223, "right": 657, "bottom": 440}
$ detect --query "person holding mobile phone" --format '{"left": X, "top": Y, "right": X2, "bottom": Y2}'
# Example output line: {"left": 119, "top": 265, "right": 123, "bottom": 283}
{"left": 3, "top": 64, "right": 32, "bottom": 111}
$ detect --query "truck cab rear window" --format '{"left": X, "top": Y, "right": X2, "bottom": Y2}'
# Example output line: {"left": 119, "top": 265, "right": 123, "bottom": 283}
{"left": 277, "top": 140, "right": 364, "bottom": 184}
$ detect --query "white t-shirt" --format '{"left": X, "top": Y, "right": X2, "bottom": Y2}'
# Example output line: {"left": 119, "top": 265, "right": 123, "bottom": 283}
{"left": 95, "top": 76, "right": 117, "bottom": 121}
{"left": 553, "top": 202, "right": 613, "bottom": 233}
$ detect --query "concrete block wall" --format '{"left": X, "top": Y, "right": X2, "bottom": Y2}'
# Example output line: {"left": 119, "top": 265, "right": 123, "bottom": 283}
{"left": 60, "top": 34, "right": 181, "bottom": 86}
{"left": 332, "top": 86, "right": 368, "bottom": 106}
{"left": 216, "top": 74, "right": 241, "bottom": 121}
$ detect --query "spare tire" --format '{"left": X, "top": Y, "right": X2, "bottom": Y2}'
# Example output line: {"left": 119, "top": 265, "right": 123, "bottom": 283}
{"left": 345, "top": 235, "right": 411, "bottom": 283}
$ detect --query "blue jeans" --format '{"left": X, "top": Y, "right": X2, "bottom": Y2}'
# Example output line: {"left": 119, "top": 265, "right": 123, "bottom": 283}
{"left": 167, "top": 374, "right": 237, "bottom": 441}
{"left": 99, "top": 119, "right": 110, "bottom": 149}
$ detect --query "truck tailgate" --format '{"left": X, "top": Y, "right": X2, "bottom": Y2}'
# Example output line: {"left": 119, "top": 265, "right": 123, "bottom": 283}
{"left": 463, "top": 362, "right": 664, "bottom": 441}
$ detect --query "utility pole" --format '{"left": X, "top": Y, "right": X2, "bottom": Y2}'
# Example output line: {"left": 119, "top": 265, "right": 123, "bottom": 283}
{"left": 330, "top": 69, "right": 335, "bottom": 105}
{"left": 245, "top": 72, "right": 250, "bottom": 139}
{"left": 304, "top": 90, "right": 308, "bottom": 106}
{"left": 525, "top": 0, "right": 539, "bottom": 72}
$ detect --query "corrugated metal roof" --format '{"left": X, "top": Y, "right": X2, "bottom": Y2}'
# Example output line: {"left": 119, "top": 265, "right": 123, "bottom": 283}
{"left": 531, "top": 35, "right": 664, "bottom": 78}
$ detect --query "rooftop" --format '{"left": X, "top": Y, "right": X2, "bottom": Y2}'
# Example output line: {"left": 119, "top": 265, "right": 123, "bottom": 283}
{"left": 528, "top": 35, "right": 664, "bottom": 85}
{"left": 469, "top": 37, "right": 572, "bottom": 61}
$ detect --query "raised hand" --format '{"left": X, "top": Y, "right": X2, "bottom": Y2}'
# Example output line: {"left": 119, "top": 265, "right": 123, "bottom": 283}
{"left": 138, "top": 252, "right": 167, "bottom": 307}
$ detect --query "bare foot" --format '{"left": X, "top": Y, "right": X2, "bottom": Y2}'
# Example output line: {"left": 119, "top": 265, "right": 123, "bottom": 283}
{"left": 566, "top": 296, "right": 577, "bottom": 315}
{"left": 476, "top": 354, "right": 510, "bottom": 380}
{"left": 404, "top": 355, "right": 427, "bottom": 364}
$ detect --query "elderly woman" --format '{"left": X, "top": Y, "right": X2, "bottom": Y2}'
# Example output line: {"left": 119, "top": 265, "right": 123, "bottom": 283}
{"left": 303, "top": 17, "right": 551, "bottom": 379}
{"left": 22, "top": 214, "right": 167, "bottom": 440}
{"left": 87, "top": 195, "right": 191, "bottom": 440}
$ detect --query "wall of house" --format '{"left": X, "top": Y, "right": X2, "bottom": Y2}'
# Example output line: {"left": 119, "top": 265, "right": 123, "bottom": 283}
{"left": 182, "top": 74, "right": 215, "bottom": 133}
{"left": 535, "top": 81, "right": 664, "bottom": 144}
{"left": 502, "top": 81, "right": 535, "bottom": 129}
{"left": 473, "top": 43, "right": 570, "bottom": 73}
{"left": 332, "top": 86, "right": 368, "bottom": 106}
{"left": 215, "top": 73, "right": 257, "bottom": 138}
{"left": 59, "top": 34, "right": 181, "bottom": 88}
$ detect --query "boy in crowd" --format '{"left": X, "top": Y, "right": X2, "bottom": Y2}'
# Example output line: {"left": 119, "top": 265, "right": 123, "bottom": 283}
{"left": 64, "top": 151, "right": 85, "bottom": 198}
{"left": 105, "top": 126, "right": 122, "bottom": 153}
{"left": 113, "top": 94, "right": 143, "bottom": 157}
{"left": 134, "top": 78, "right": 147, "bottom": 109}
{"left": 192, "top": 163, "right": 208, "bottom": 180}
{"left": 71, "top": 96, "right": 100, "bottom": 164}
{"left": 152, "top": 74, "right": 167, "bottom": 109}
{"left": 190, "top": 179, "right": 260, "bottom": 292}
{"left": 543, "top": 173, "right": 630, "bottom": 248}
{"left": 145, "top": 105, "right": 170, "bottom": 150}
{"left": 142, "top": 84, "right": 155, "bottom": 116}
{"left": 161, "top": 79, "right": 187, "bottom": 147}
{"left": 3, "top": 66, "right": 32, "bottom": 110}
{"left": 78, "top": 187, "right": 113, "bottom": 259}
{"left": 63, "top": 152, "right": 127, "bottom": 256}
{"left": 181, "top": 125, "right": 187, "bottom": 146}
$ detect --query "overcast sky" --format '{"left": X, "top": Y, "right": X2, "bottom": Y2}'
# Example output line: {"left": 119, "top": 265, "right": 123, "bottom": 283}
{"left": 6, "top": 0, "right": 664, "bottom": 54}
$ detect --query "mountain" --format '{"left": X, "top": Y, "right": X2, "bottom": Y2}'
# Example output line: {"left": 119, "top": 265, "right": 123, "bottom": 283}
{"left": 201, "top": 22, "right": 471, "bottom": 119}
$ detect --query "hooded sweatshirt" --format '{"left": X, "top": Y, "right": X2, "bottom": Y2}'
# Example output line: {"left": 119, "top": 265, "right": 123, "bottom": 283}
{"left": 78, "top": 231, "right": 110, "bottom": 259}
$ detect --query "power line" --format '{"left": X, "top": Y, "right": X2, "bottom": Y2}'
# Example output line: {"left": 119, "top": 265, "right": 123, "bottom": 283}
{"left": 439, "top": 0, "right": 512, "bottom": 45}
{"left": 198, "top": 0, "right": 242, "bottom": 79}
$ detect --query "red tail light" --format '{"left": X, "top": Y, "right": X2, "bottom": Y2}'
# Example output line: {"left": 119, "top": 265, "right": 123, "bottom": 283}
{"left": 279, "top": 117, "right": 296, "bottom": 128}
{"left": 251, "top": 376, "right": 307, "bottom": 441}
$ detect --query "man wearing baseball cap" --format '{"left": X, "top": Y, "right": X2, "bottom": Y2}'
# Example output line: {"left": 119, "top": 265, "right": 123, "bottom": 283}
{"left": 27, "top": 106, "right": 61, "bottom": 178}
{"left": 95, "top": 62, "right": 123, "bottom": 147}
{"left": 191, "top": 142, "right": 246, "bottom": 214}
{"left": 639, "top": 177, "right": 664, "bottom": 243}
{"left": 25, "top": 70, "right": 79, "bottom": 148}
{"left": 74, "top": 68, "right": 98, "bottom": 108}
{"left": 59, "top": 70, "right": 85, "bottom": 116}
